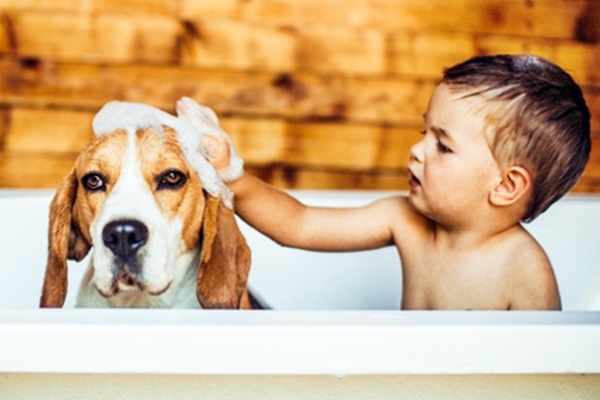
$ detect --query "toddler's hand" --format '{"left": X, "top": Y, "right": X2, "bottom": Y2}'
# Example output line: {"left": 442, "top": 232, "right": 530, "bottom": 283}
{"left": 202, "top": 134, "right": 232, "bottom": 172}
{"left": 176, "top": 97, "right": 244, "bottom": 182}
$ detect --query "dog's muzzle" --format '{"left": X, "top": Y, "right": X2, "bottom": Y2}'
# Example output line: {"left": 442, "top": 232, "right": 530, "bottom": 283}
{"left": 102, "top": 219, "right": 148, "bottom": 288}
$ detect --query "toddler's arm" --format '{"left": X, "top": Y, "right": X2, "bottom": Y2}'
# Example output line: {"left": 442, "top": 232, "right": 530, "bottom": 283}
{"left": 207, "top": 141, "right": 397, "bottom": 251}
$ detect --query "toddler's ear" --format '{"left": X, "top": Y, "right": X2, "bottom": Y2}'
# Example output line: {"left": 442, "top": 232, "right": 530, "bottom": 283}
{"left": 490, "top": 166, "right": 531, "bottom": 207}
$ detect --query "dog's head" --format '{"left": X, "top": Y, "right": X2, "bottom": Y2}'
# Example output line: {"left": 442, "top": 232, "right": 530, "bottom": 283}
{"left": 40, "top": 103, "right": 250, "bottom": 309}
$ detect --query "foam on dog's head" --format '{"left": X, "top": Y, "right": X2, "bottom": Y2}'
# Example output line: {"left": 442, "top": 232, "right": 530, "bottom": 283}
{"left": 92, "top": 101, "right": 233, "bottom": 208}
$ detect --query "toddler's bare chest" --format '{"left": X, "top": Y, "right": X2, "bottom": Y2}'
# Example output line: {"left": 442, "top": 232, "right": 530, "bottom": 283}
{"left": 401, "top": 251, "right": 509, "bottom": 310}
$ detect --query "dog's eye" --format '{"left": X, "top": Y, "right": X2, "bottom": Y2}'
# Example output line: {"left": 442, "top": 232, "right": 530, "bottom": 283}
{"left": 82, "top": 173, "right": 106, "bottom": 192}
{"left": 157, "top": 170, "right": 187, "bottom": 190}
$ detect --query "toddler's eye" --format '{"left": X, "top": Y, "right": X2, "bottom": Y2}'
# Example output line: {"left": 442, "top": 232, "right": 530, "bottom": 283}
{"left": 437, "top": 141, "right": 452, "bottom": 153}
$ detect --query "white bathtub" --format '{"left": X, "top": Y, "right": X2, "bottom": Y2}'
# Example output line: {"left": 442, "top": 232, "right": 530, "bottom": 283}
{"left": 1, "top": 190, "right": 599, "bottom": 399}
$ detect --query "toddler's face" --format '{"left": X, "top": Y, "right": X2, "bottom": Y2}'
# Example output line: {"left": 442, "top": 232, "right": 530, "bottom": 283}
{"left": 407, "top": 83, "right": 501, "bottom": 225}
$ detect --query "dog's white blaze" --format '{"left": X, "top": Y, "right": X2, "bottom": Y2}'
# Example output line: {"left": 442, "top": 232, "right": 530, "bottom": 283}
{"left": 88, "top": 128, "right": 186, "bottom": 303}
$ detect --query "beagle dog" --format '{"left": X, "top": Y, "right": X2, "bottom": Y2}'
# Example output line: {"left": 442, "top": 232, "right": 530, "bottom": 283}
{"left": 40, "top": 100, "right": 255, "bottom": 309}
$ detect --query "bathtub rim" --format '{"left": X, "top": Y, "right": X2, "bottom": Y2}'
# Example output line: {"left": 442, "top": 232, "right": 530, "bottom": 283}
{"left": 1, "top": 309, "right": 599, "bottom": 376}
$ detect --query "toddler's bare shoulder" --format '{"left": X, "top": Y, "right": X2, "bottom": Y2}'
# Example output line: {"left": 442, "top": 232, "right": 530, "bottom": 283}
{"left": 504, "top": 231, "right": 560, "bottom": 310}
{"left": 376, "top": 195, "right": 433, "bottom": 238}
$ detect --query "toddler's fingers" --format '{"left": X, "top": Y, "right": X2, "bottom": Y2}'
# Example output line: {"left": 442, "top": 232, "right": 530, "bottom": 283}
{"left": 202, "top": 135, "right": 231, "bottom": 171}
{"left": 178, "top": 97, "right": 219, "bottom": 123}
{"left": 176, "top": 97, "right": 221, "bottom": 134}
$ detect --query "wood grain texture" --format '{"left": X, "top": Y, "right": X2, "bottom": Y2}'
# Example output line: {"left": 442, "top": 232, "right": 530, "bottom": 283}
{"left": 0, "top": 0, "right": 598, "bottom": 194}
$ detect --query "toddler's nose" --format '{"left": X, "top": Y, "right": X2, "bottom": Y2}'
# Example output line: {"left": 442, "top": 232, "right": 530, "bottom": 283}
{"left": 409, "top": 139, "right": 425, "bottom": 163}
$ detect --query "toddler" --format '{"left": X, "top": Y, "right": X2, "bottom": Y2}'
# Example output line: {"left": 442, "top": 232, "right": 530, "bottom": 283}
{"left": 179, "top": 54, "right": 591, "bottom": 310}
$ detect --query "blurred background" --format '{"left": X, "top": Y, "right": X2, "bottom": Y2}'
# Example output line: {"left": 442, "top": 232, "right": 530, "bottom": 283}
{"left": 0, "top": 0, "right": 598, "bottom": 192}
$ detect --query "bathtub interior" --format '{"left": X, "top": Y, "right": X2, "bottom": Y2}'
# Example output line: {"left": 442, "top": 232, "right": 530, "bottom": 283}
{"left": 0, "top": 189, "right": 599, "bottom": 310}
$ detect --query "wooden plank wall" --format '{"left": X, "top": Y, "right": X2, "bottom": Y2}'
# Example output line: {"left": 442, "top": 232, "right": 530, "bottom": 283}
{"left": 0, "top": 0, "right": 599, "bottom": 192}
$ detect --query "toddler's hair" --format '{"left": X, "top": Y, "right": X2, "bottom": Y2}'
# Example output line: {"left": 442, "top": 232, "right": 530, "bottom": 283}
{"left": 443, "top": 54, "right": 591, "bottom": 221}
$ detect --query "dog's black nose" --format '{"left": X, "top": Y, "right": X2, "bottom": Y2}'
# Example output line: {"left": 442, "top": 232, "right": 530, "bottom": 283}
{"left": 102, "top": 220, "right": 149, "bottom": 261}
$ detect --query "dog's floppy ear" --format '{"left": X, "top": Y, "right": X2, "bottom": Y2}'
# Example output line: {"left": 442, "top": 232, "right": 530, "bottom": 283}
{"left": 40, "top": 168, "right": 91, "bottom": 308}
{"left": 197, "top": 195, "right": 251, "bottom": 309}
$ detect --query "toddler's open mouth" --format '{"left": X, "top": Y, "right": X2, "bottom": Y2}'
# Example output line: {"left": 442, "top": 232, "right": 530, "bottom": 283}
{"left": 408, "top": 170, "right": 421, "bottom": 188}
